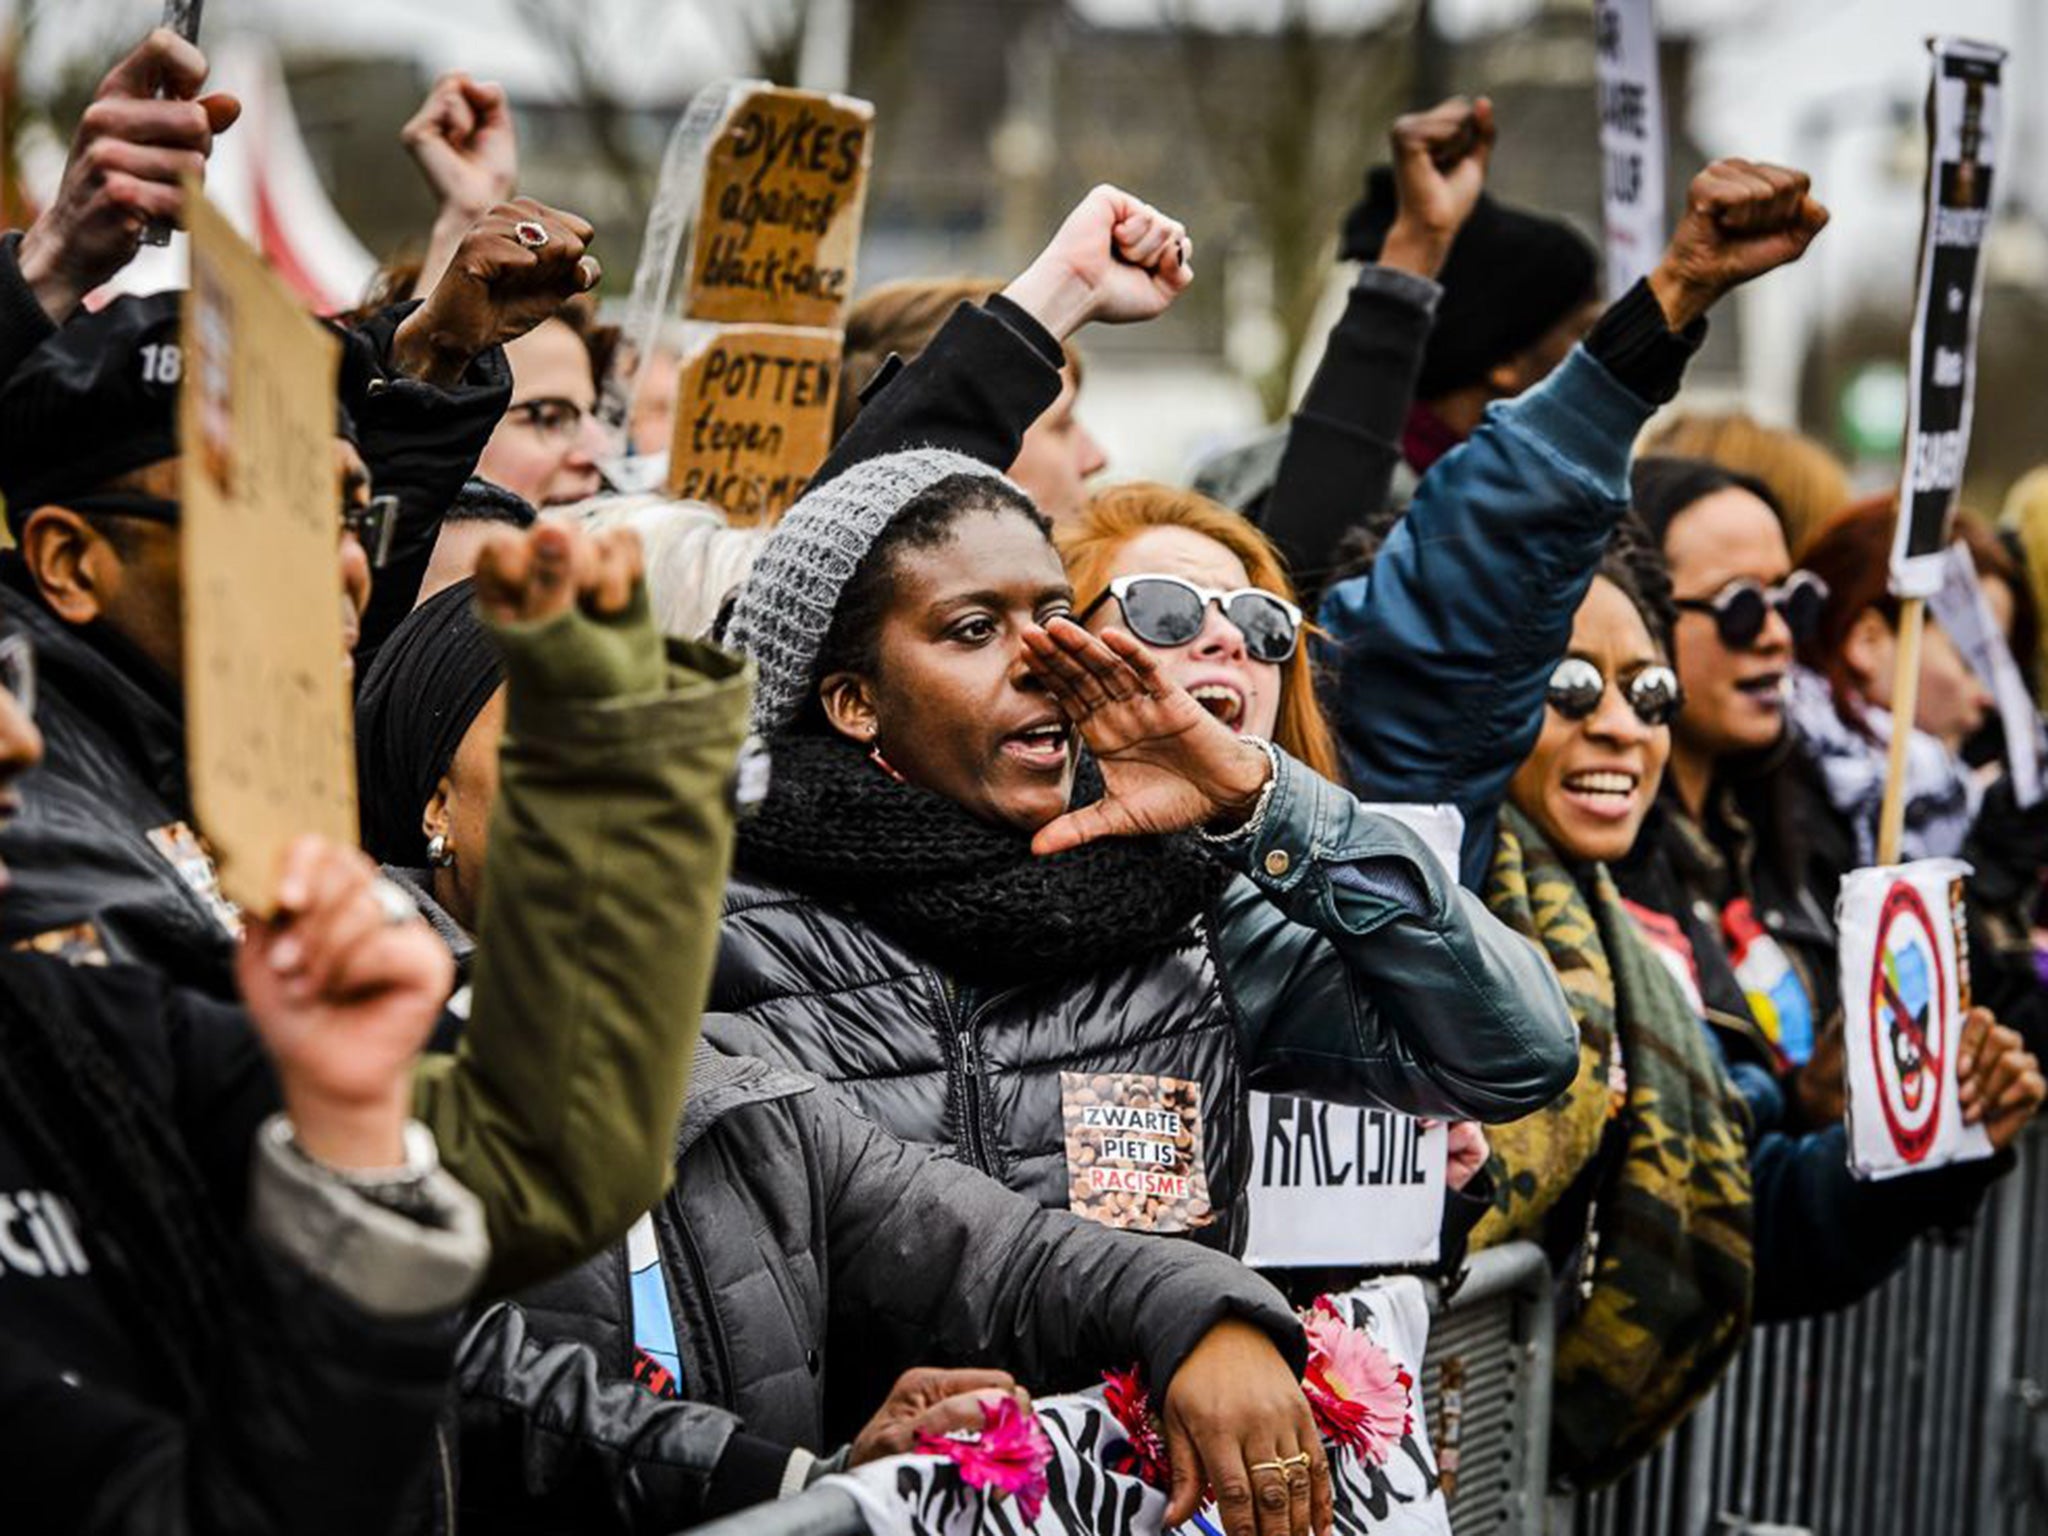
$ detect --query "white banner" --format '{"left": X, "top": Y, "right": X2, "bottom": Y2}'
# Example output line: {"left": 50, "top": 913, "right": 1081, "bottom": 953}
{"left": 1594, "top": 0, "right": 1667, "bottom": 298}
{"left": 1837, "top": 858, "right": 1994, "bottom": 1179}
{"left": 1892, "top": 37, "right": 2006, "bottom": 599}
{"left": 1243, "top": 1100, "right": 1445, "bottom": 1268}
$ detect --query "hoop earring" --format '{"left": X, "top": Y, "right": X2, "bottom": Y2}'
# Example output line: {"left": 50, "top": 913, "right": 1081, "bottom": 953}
{"left": 426, "top": 832, "right": 456, "bottom": 869}
{"left": 867, "top": 743, "right": 906, "bottom": 784}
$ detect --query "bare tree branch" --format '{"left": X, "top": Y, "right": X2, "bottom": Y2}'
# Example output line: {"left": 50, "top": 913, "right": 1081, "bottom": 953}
{"left": 1149, "top": 0, "right": 1405, "bottom": 418}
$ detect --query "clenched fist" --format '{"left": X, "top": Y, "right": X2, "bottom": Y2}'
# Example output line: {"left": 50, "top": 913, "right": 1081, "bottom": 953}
{"left": 1002, "top": 184, "right": 1194, "bottom": 342}
{"left": 1648, "top": 158, "right": 1829, "bottom": 331}
{"left": 1378, "top": 96, "right": 1496, "bottom": 279}
{"left": 391, "top": 198, "right": 601, "bottom": 387}
{"left": 17, "top": 29, "right": 241, "bottom": 321}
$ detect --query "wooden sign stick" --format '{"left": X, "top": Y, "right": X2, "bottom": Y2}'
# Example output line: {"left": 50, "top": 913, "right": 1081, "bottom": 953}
{"left": 1875, "top": 596, "right": 1928, "bottom": 866}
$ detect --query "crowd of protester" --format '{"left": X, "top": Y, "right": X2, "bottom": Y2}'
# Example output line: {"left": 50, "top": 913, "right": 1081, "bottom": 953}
{"left": 2, "top": 23, "right": 2046, "bottom": 1536}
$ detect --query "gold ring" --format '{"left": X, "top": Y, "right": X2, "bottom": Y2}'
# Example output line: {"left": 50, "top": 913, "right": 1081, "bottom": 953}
{"left": 1248, "top": 1453, "right": 1313, "bottom": 1475}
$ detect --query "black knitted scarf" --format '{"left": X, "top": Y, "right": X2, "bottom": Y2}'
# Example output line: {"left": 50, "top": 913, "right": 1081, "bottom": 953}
{"left": 738, "top": 733, "right": 1231, "bottom": 979}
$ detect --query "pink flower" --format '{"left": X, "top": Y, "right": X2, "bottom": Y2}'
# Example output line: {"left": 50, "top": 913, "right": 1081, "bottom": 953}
{"left": 1300, "top": 1297, "right": 1414, "bottom": 1465}
{"left": 913, "top": 1394, "right": 1055, "bottom": 1522}
{"left": 1101, "top": 1364, "right": 1172, "bottom": 1489}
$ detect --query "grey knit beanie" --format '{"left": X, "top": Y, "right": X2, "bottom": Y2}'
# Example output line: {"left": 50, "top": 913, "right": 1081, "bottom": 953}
{"left": 725, "top": 447, "right": 1028, "bottom": 734}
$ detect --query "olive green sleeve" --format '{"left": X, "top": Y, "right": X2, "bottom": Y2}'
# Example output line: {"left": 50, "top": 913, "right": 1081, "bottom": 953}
{"left": 412, "top": 585, "right": 752, "bottom": 1295}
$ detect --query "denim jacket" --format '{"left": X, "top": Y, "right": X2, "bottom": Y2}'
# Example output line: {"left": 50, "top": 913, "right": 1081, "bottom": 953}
{"left": 1211, "top": 745, "right": 1579, "bottom": 1120}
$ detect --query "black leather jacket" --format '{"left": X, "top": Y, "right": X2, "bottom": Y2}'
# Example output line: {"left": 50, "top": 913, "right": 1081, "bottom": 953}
{"left": 707, "top": 748, "right": 1579, "bottom": 1255}
{"left": 0, "top": 564, "right": 237, "bottom": 993}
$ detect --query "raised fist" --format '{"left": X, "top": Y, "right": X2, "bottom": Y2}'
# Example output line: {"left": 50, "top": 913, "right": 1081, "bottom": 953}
{"left": 1379, "top": 96, "right": 1496, "bottom": 279}
{"left": 391, "top": 198, "right": 600, "bottom": 387}
{"left": 402, "top": 71, "right": 519, "bottom": 220}
{"left": 1002, "top": 184, "right": 1193, "bottom": 341}
{"left": 1648, "top": 158, "right": 1829, "bottom": 330}
{"left": 473, "top": 521, "right": 644, "bottom": 627}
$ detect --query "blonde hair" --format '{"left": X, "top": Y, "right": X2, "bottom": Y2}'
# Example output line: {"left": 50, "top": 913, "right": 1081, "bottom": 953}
{"left": 837, "top": 277, "right": 1081, "bottom": 439}
{"left": 1641, "top": 411, "right": 1852, "bottom": 555}
{"left": 1059, "top": 482, "right": 1341, "bottom": 781}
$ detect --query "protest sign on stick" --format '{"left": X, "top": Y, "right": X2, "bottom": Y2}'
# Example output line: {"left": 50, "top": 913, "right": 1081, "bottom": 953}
{"left": 1878, "top": 36, "right": 2005, "bottom": 865}
{"left": 665, "top": 325, "right": 842, "bottom": 522}
{"left": 1837, "top": 861, "right": 1992, "bottom": 1180}
{"left": 179, "top": 180, "right": 353, "bottom": 914}
{"left": 1594, "top": 0, "right": 1666, "bottom": 298}
{"left": 605, "top": 82, "right": 873, "bottom": 514}
{"left": 683, "top": 86, "right": 873, "bottom": 328}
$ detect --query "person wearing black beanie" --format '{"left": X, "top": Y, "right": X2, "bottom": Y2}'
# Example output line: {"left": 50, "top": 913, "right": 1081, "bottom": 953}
{"left": 1191, "top": 107, "right": 1601, "bottom": 524}
{"left": 355, "top": 579, "right": 505, "bottom": 965}
{"left": 1341, "top": 164, "right": 1601, "bottom": 474}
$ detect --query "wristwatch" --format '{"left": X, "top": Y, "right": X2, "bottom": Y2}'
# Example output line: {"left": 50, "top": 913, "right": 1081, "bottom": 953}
{"left": 267, "top": 1117, "right": 447, "bottom": 1224}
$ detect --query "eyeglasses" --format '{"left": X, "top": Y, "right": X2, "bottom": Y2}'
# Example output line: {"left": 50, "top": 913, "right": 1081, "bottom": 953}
{"left": 59, "top": 491, "right": 401, "bottom": 569}
{"left": 343, "top": 494, "right": 400, "bottom": 569}
{"left": 1674, "top": 570, "right": 1828, "bottom": 650}
{"left": 1545, "top": 656, "right": 1683, "bottom": 727}
{"left": 506, "top": 396, "right": 591, "bottom": 444}
{"left": 1081, "top": 574, "right": 1303, "bottom": 664}
{"left": 0, "top": 633, "right": 36, "bottom": 721}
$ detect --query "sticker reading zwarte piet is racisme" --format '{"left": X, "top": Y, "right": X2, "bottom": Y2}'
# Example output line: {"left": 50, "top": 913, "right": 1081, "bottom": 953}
{"left": 1060, "top": 1071, "right": 1213, "bottom": 1233}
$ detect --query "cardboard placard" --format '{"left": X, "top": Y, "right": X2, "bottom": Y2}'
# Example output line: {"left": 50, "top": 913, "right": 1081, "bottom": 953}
{"left": 664, "top": 324, "right": 841, "bottom": 523}
{"left": 1242, "top": 1098, "right": 1446, "bottom": 1268}
{"left": 180, "top": 182, "right": 353, "bottom": 913}
{"left": 1837, "top": 858, "right": 1993, "bottom": 1179}
{"left": 683, "top": 85, "right": 873, "bottom": 329}
{"left": 1892, "top": 38, "right": 2005, "bottom": 598}
{"left": 1594, "top": 0, "right": 1667, "bottom": 298}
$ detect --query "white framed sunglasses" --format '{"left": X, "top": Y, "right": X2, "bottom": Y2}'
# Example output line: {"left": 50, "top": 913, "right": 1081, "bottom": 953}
{"left": 1081, "top": 574, "right": 1304, "bottom": 663}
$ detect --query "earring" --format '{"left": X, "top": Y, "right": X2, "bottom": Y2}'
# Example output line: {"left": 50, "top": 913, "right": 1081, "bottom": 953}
{"left": 426, "top": 833, "right": 456, "bottom": 869}
{"left": 867, "top": 740, "right": 906, "bottom": 784}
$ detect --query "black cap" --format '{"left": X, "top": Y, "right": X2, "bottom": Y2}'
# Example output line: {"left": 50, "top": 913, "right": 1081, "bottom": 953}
{"left": 0, "top": 292, "right": 184, "bottom": 523}
{"left": 1341, "top": 167, "right": 1601, "bottom": 400}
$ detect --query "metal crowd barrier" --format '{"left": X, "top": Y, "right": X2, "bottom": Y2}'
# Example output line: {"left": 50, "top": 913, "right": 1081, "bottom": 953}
{"left": 1426, "top": 1241, "right": 1556, "bottom": 1536}
{"left": 681, "top": 1129, "right": 2048, "bottom": 1536}
{"left": 1559, "top": 1126, "right": 2048, "bottom": 1536}
{"left": 685, "top": 1241, "right": 1558, "bottom": 1536}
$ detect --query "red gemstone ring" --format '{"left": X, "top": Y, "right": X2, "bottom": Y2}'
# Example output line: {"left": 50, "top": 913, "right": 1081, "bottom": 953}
{"left": 512, "top": 220, "right": 550, "bottom": 250}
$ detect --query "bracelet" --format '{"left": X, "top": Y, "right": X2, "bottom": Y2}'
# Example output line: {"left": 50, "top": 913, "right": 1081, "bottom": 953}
{"left": 1197, "top": 736, "right": 1281, "bottom": 846}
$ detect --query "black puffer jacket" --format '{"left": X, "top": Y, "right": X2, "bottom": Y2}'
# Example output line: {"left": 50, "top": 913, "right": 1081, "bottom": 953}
{"left": 453, "top": 1045, "right": 1305, "bottom": 1531}
{"left": 706, "top": 745, "right": 1579, "bottom": 1259}
{"left": 710, "top": 874, "right": 1253, "bottom": 1251}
